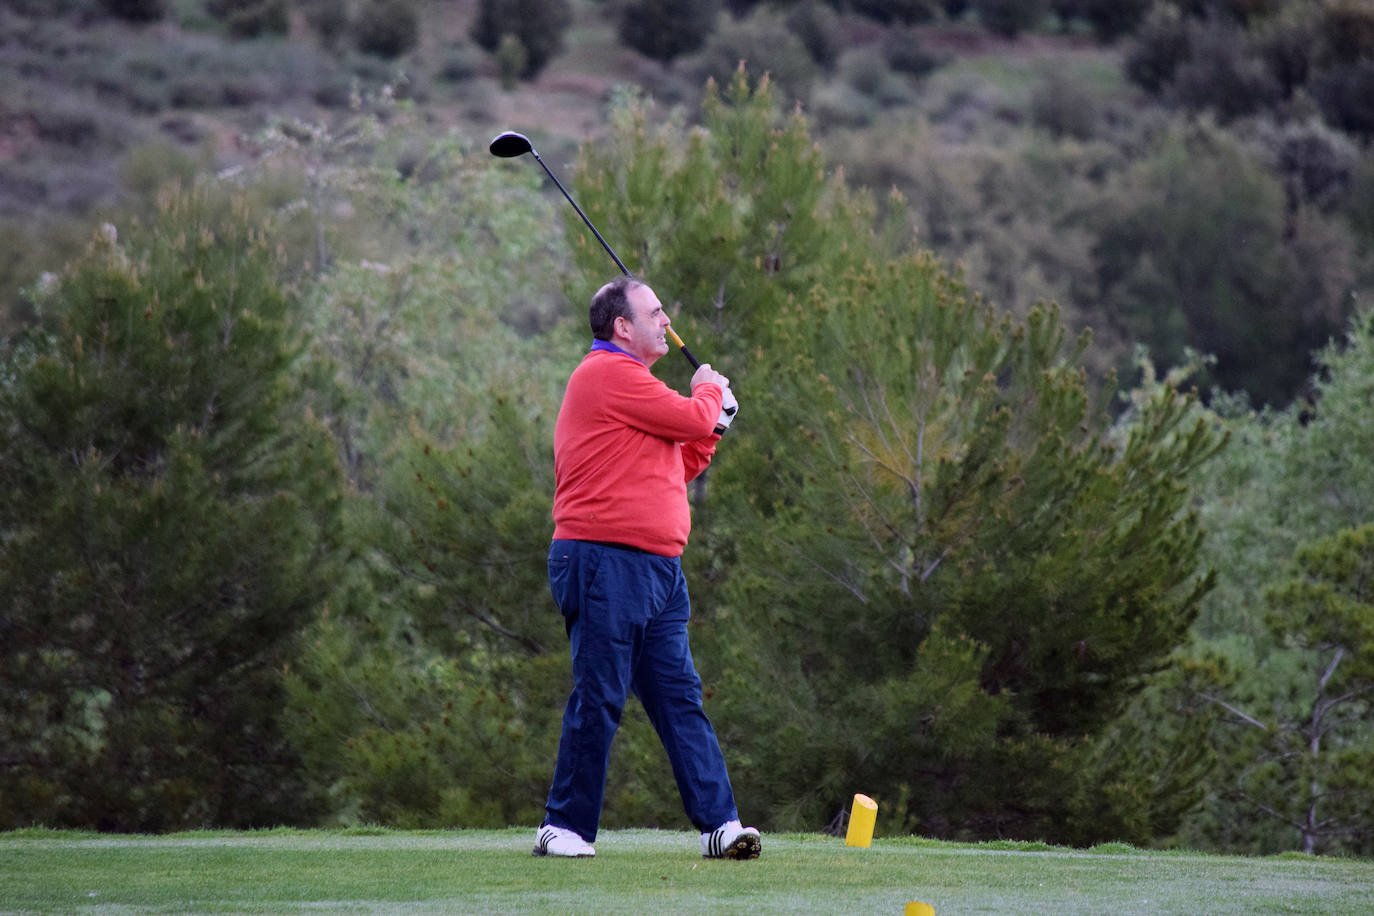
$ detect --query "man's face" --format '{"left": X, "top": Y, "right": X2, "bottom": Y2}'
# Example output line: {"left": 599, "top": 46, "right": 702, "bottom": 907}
{"left": 617, "top": 283, "right": 671, "bottom": 365}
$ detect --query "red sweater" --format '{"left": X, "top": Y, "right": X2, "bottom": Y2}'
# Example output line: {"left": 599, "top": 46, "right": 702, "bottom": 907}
{"left": 552, "top": 347, "right": 723, "bottom": 557}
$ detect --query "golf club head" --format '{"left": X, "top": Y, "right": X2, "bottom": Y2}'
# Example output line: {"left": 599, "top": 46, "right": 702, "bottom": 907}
{"left": 489, "top": 131, "right": 533, "bottom": 158}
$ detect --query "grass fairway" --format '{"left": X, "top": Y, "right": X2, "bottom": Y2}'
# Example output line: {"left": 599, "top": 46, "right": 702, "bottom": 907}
{"left": 3, "top": 828, "right": 1372, "bottom": 914}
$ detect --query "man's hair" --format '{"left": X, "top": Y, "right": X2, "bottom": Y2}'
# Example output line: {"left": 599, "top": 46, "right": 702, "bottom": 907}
{"left": 589, "top": 277, "right": 642, "bottom": 341}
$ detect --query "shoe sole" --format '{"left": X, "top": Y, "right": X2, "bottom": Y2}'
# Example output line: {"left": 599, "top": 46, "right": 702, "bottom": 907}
{"left": 532, "top": 845, "right": 594, "bottom": 858}
{"left": 710, "top": 833, "right": 761, "bottom": 860}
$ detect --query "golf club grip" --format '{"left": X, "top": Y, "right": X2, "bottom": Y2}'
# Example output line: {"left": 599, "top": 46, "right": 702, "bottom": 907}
{"left": 671, "top": 339, "right": 734, "bottom": 418}
{"left": 667, "top": 321, "right": 737, "bottom": 418}
{"left": 665, "top": 327, "right": 701, "bottom": 369}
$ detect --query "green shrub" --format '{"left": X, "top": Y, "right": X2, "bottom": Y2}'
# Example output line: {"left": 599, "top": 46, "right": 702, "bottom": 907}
{"left": 617, "top": 0, "right": 720, "bottom": 64}
{"left": 1263, "top": 118, "right": 1361, "bottom": 210}
{"left": 1030, "top": 65, "right": 1099, "bottom": 139}
{"left": 687, "top": 6, "right": 817, "bottom": 105}
{"left": 1311, "top": 59, "right": 1374, "bottom": 137}
{"left": 1092, "top": 125, "right": 1354, "bottom": 405}
{"left": 299, "top": 0, "right": 350, "bottom": 48}
{"left": 838, "top": 49, "right": 914, "bottom": 108}
{"left": 1075, "top": 0, "right": 1151, "bottom": 43}
{"left": 882, "top": 25, "right": 944, "bottom": 77}
{"left": 1319, "top": 0, "right": 1374, "bottom": 63}
{"left": 1244, "top": 2, "right": 1317, "bottom": 97}
{"left": 205, "top": 0, "right": 288, "bottom": 38}
{"left": 1125, "top": 5, "right": 1192, "bottom": 95}
{"left": 6, "top": 0, "right": 92, "bottom": 13}
{"left": 352, "top": 0, "right": 419, "bottom": 58}
{"left": 496, "top": 33, "right": 528, "bottom": 89}
{"left": 99, "top": 0, "right": 165, "bottom": 21}
{"left": 437, "top": 42, "right": 487, "bottom": 83}
{"left": 1347, "top": 152, "right": 1374, "bottom": 242}
{"left": 808, "top": 81, "right": 880, "bottom": 128}
{"left": 848, "top": 0, "right": 941, "bottom": 25}
{"left": 974, "top": 0, "right": 1048, "bottom": 38}
{"left": 118, "top": 140, "right": 200, "bottom": 200}
{"left": 785, "top": 0, "right": 841, "bottom": 70}
{"left": 471, "top": 0, "right": 572, "bottom": 79}
{"left": 1168, "top": 20, "right": 1279, "bottom": 121}
{"left": 1175, "top": 0, "right": 1281, "bottom": 23}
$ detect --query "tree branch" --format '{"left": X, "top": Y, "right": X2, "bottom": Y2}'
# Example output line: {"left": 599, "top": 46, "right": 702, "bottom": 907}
{"left": 1200, "top": 692, "right": 1270, "bottom": 731}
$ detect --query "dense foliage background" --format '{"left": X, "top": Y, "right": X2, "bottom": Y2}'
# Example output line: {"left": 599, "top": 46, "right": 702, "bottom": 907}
{"left": 2, "top": 0, "right": 1371, "bottom": 855}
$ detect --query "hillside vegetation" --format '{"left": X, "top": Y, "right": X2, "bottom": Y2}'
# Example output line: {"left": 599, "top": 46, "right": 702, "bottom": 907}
{"left": 2, "top": 0, "right": 1373, "bottom": 857}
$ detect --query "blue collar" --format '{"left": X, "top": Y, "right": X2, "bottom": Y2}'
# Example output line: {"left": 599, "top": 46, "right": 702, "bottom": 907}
{"left": 591, "top": 338, "right": 643, "bottom": 364}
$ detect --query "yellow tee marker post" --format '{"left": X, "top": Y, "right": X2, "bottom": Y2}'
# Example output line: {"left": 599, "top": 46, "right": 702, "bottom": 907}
{"left": 904, "top": 902, "right": 936, "bottom": 915}
{"left": 844, "top": 793, "right": 878, "bottom": 847}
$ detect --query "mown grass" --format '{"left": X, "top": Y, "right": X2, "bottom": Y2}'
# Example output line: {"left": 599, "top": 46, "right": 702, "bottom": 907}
{"left": 2, "top": 828, "right": 1372, "bottom": 915}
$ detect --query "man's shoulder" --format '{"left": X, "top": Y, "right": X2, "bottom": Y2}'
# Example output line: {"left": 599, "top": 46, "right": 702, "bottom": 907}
{"left": 574, "top": 348, "right": 646, "bottom": 379}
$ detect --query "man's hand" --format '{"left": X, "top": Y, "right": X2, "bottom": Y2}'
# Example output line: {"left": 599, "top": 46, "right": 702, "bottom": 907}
{"left": 691, "top": 364, "right": 737, "bottom": 436}
{"left": 715, "top": 386, "right": 738, "bottom": 434}
{"left": 691, "top": 363, "right": 729, "bottom": 394}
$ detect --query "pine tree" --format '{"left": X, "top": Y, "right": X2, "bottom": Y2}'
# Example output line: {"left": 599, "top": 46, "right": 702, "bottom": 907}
{"left": 1253, "top": 524, "right": 1374, "bottom": 855}
{"left": 0, "top": 188, "right": 346, "bottom": 830}
{"left": 568, "top": 73, "right": 1225, "bottom": 843}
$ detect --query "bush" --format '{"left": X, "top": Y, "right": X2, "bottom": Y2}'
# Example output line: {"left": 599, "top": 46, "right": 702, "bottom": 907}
{"left": 1030, "top": 65, "right": 1100, "bottom": 140}
{"left": 1262, "top": 118, "right": 1361, "bottom": 210}
{"left": 617, "top": 0, "right": 719, "bottom": 64}
{"left": 1168, "top": 19, "right": 1280, "bottom": 121}
{"left": 471, "top": 0, "right": 572, "bottom": 80}
{"left": 205, "top": 0, "right": 288, "bottom": 38}
{"left": 299, "top": 0, "right": 350, "bottom": 48}
{"left": 1092, "top": 125, "right": 1354, "bottom": 405}
{"left": 848, "top": 0, "right": 941, "bottom": 25}
{"left": 437, "top": 43, "right": 488, "bottom": 83}
{"left": 1251, "top": 2, "right": 1319, "bottom": 96}
{"left": 118, "top": 139, "right": 201, "bottom": 200}
{"left": 809, "top": 81, "right": 881, "bottom": 128}
{"left": 837, "top": 50, "right": 914, "bottom": 108}
{"left": 1125, "top": 5, "right": 1192, "bottom": 95}
{"left": 1311, "top": 59, "right": 1374, "bottom": 137}
{"left": 1320, "top": 0, "right": 1374, "bottom": 64}
{"left": 496, "top": 33, "right": 528, "bottom": 89}
{"left": 687, "top": 6, "right": 818, "bottom": 105}
{"left": 99, "top": 0, "right": 165, "bottom": 21}
{"left": 1347, "top": 152, "right": 1374, "bottom": 243}
{"left": 352, "top": 0, "right": 420, "bottom": 59}
{"left": 882, "top": 25, "right": 944, "bottom": 77}
{"left": 785, "top": 0, "right": 841, "bottom": 71}
{"left": 974, "top": 0, "right": 1048, "bottom": 38}
{"left": 1076, "top": 0, "right": 1151, "bottom": 43}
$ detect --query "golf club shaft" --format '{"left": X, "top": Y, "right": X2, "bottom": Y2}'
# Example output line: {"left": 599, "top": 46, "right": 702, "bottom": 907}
{"left": 493, "top": 131, "right": 704, "bottom": 372}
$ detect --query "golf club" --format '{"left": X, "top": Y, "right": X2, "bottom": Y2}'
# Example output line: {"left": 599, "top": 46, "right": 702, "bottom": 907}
{"left": 488, "top": 130, "right": 704, "bottom": 371}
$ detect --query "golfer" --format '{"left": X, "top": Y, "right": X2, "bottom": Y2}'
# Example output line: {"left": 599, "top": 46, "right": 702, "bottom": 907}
{"left": 533, "top": 276, "right": 761, "bottom": 860}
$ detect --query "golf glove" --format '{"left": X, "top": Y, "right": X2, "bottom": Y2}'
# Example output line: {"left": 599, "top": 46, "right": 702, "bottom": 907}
{"left": 715, "top": 386, "right": 738, "bottom": 435}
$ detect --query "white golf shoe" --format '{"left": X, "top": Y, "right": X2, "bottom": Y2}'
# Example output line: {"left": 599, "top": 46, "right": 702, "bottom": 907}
{"left": 532, "top": 824, "right": 595, "bottom": 858}
{"left": 701, "top": 819, "right": 762, "bottom": 859}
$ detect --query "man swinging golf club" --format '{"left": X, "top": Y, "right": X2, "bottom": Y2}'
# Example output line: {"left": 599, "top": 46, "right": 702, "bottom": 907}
{"left": 533, "top": 276, "right": 760, "bottom": 860}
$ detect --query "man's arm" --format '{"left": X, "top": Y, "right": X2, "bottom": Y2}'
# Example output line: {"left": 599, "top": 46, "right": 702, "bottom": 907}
{"left": 606, "top": 360, "right": 726, "bottom": 442}
{"left": 680, "top": 434, "right": 719, "bottom": 482}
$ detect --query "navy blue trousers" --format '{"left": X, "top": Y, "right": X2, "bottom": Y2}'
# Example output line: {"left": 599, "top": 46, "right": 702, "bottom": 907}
{"left": 543, "top": 539, "right": 738, "bottom": 843}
